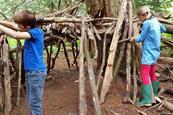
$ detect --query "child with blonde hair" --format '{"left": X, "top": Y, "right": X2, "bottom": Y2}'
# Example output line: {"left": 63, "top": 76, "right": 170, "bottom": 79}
{"left": 131, "top": 6, "right": 166, "bottom": 106}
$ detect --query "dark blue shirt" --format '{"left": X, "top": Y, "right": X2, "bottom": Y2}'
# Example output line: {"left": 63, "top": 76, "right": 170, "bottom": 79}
{"left": 24, "top": 27, "right": 46, "bottom": 72}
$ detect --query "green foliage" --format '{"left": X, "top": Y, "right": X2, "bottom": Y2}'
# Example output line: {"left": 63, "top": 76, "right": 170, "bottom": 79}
{"left": 161, "top": 33, "right": 173, "bottom": 57}
{"left": 7, "top": 37, "right": 24, "bottom": 48}
{"left": 134, "top": 0, "right": 173, "bottom": 13}
{"left": 0, "top": 0, "right": 85, "bottom": 20}
{"left": 0, "top": 0, "right": 171, "bottom": 19}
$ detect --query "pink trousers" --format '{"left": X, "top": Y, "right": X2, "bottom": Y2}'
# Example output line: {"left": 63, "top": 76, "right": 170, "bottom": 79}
{"left": 141, "top": 64, "right": 157, "bottom": 85}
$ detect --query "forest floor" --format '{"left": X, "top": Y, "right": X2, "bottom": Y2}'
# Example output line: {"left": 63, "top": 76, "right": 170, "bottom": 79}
{"left": 10, "top": 52, "right": 173, "bottom": 115}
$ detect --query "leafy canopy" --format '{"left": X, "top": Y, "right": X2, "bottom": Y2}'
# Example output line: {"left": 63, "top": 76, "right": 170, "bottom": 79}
{"left": 134, "top": 0, "right": 173, "bottom": 12}
{"left": 0, "top": 0, "right": 172, "bottom": 20}
{"left": 0, "top": 0, "right": 83, "bottom": 20}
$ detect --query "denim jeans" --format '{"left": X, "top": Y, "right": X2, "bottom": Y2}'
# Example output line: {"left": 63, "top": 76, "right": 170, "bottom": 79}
{"left": 25, "top": 70, "right": 46, "bottom": 115}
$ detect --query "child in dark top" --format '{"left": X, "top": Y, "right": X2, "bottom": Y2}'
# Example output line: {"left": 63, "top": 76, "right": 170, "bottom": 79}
{"left": 131, "top": 6, "right": 166, "bottom": 107}
{"left": 0, "top": 10, "right": 46, "bottom": 115}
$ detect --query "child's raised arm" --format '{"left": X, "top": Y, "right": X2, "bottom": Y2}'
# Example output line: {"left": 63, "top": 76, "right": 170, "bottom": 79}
{"left": 0, "top": 20, "right": 19, "bottom": 31}
{"left": 0, "top": 24, "right": 31, "bottom": 39}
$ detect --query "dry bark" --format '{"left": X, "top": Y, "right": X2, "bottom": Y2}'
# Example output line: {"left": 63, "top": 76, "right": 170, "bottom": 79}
{"left": 158, "top": 57, "right": 173, "bottom": 64}
{"left": 155, "top": 97, "right": 173, "bottom": 112}
{"left": 162, "top": 37, "right": 173, "bottom": 49}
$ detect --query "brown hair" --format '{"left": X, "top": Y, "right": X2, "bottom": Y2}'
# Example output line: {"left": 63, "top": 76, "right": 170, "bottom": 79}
{"left": 13, "top": 10, "right": 36, "bottom": 28}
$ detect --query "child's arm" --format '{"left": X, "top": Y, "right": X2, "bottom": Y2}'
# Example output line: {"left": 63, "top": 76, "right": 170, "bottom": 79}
{"left": 135, "top": 21, "right": 149, "bottom": 42}
{"left": 0, "top": 20, "right": 19, "bottom": 31}
{"left": 160, "top": 23, "right": 166, "bottom": 33}
{"left": 0, "top": 25, "right": 31, "bottom": 39}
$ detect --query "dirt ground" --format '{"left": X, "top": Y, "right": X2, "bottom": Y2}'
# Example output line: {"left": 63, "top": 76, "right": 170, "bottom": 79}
{"left": 10, "top": 52, "right": 173, "bottom": 115}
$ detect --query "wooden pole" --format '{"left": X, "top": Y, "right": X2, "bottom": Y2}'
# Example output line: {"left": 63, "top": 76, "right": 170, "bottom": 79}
{"left": 16, "top": 40, "right": 22, "bottom": 106}
{"left": 0, "top": 71, "right": 4, "bottom": 111}
{"left": 113, "top": 15, "right": 129, "bottom": 80}
{"left": 0, "top": 35, "right": 4, "bottom": 111}
{"left": 124, "top": 0, "right": 133, "bottom": 103}
{"left": 84, "top": 38, "right": 102, "bottom": 115}
{"left": 96, "top": 21, "right": 116, "bottom": 90}
{"left": 79, "top": 17, "right": 87, "bottom": 115}
{"left": 132, "top": 44, "right": 137, "bottom": 103}
{"left": 3, "top": 35, "right": 12, "bottom": 115}
{"left": 132, "top": 22, "right": 138, "bottom": 103}
{"left": 100, "top": 0, "right": 127, "bottom": 103}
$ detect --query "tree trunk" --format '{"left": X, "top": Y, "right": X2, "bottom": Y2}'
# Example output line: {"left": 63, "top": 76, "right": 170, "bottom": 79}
{"left": 100, "top": 0, "right": 127, "bottom": 103}
{"left": 85, "top": 0, "right": 122, "bottom": 69}
{"left": 85, "top": 0, "right": 121, "bottom": 17}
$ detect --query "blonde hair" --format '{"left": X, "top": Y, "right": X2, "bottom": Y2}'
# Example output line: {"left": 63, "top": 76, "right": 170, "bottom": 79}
{"left": 137, "top": 6, "right": 150, "bottom": 16}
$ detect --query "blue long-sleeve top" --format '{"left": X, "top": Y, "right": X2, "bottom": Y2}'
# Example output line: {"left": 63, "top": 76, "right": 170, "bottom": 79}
{"left": 135, "top": 16, "right": 166, "bottom": 65}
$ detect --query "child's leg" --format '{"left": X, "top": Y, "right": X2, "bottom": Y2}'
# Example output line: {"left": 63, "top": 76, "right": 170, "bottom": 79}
{"left": 141, "top": 64, "right": 151, "bottom": 85}
{"left": 25, "top": 70, "right": 46, "bottom": 115}
{"left": 137, "top": 64, "right": 152, "bottom": 106}
{"left": 150, "top": 64, "right": 157, "bottom": 81}
{"left": 150, "top": 64, "right": 159, "bottom": 96}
